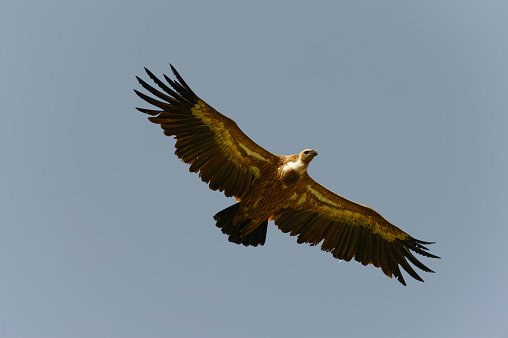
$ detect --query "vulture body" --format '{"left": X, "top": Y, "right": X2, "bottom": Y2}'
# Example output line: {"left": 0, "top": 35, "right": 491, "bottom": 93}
{"left": 134, "top": 65, "right": 439, "bottom": 285}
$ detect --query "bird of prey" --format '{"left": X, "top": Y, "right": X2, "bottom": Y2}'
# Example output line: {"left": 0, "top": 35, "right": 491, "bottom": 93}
{"left": 134, "top": 64, "right": 439, "bottom": 285}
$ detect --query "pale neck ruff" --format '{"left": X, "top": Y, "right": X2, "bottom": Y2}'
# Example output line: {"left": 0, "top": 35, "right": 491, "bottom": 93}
{"left": 282, "top": 159, "right": 308, "bottom": 175}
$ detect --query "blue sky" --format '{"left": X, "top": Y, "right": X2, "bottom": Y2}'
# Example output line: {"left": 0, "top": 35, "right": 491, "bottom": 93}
{"left": 1, "top": 1, "right": 507, "bottom": 337}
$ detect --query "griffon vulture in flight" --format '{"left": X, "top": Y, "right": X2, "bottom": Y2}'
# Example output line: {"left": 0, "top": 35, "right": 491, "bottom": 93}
{"left": 134, "top": 65, "right": 439, "bottom": 285}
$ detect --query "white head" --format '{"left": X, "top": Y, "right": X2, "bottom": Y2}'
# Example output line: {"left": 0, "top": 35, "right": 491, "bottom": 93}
{"left": 299, "top": 149, "right": 318, "bottom": 164}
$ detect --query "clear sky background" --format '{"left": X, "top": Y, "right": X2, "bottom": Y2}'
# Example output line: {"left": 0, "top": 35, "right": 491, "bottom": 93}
{"left": 1, "top": 1, "right": 507, "bottom": 337}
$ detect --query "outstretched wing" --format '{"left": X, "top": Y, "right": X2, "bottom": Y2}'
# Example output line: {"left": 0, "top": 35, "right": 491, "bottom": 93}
{"left": 134, "top": 65, "right": 278, "bottom": 199}
{"left": 271, "top": 174, "right": 439, "bottom": 285}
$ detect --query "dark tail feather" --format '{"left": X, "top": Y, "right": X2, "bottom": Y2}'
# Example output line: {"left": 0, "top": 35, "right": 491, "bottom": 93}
{"left": 213, "top": 203, "right": 268, "bottom": 247}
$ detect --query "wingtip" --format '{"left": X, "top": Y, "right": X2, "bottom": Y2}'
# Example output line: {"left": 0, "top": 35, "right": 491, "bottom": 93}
{"left": 144, "top": 67, "right": 156, "bottom": 78}
{"left": 397, "top": 275, "right": 407, "bottom": 286}
{"left": 418, "top": 240, "right": 436, "bottom": 245}
{"left": 163, "top": 73, "right": 174, "bottom": 85}
{"left": 170, "top": 64, "right": 181, "bottom": 78}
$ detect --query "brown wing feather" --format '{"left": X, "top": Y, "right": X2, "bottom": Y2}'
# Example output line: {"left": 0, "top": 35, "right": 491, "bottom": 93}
{"left": 134, "top": 65, "right": 278, "bottom": 198}
{"left": 271, "top": 174, "right": 439, "bottom": 285}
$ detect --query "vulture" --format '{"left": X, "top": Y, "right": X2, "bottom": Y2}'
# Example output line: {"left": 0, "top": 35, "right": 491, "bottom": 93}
{"left": 134, "top": 64, "right": 439, "bottom": 285}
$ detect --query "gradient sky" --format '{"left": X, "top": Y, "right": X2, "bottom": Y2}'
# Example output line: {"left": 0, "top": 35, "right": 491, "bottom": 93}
{"left": 2, "top": 1, "right": 508, "bottom": 337}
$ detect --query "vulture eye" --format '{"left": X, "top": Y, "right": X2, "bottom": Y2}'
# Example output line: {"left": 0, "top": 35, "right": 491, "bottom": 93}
{"left": 304, "top": 150, "right": 310, "bottom": 154}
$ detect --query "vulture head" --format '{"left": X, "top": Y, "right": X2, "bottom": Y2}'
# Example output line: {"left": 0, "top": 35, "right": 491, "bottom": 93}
{"left": 300, "top": 149, "right": 318, "bottom": 164}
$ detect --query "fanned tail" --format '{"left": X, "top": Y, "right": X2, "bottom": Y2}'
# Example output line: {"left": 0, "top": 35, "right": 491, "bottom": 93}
{"left": 213, "top": 203, "right": 268, "bottom": 247}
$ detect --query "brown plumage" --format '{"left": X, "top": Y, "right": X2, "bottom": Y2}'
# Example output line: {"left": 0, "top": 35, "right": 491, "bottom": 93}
{"left": 134, "top": 64, "right": 439, "bottom": 285}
